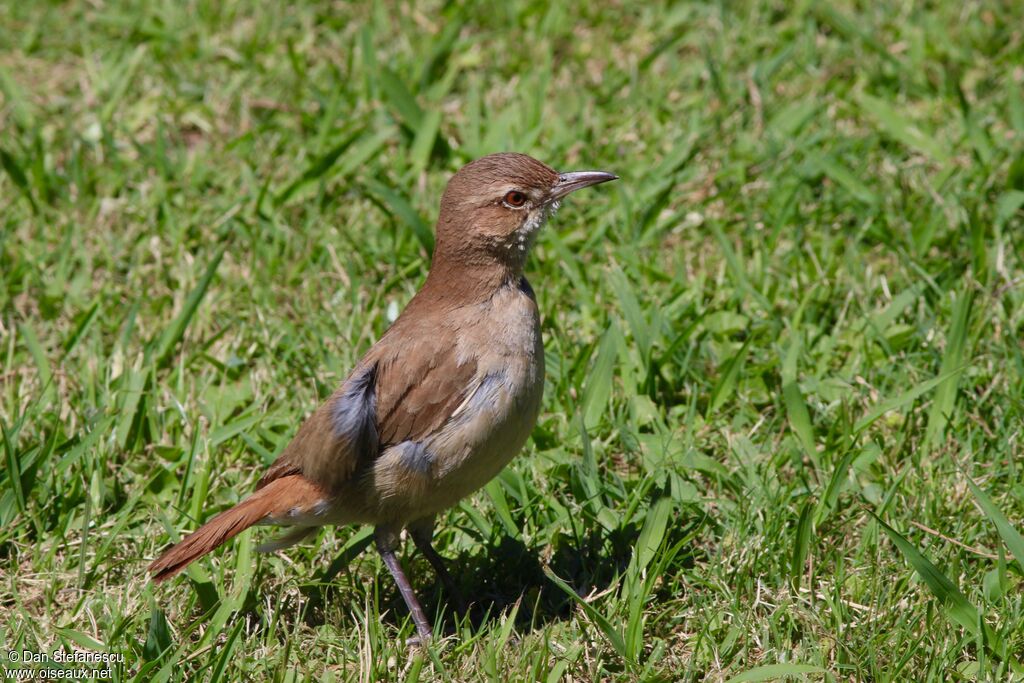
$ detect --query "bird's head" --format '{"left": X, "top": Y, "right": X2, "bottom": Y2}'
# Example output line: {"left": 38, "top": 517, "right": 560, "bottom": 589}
{"left": 432, "top": 153, "right": 617, "bottom": 280}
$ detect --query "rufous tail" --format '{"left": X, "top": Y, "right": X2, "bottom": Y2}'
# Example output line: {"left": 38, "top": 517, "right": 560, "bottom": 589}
{"left": 149, "top": 474, "right": 326, "bottom": 582}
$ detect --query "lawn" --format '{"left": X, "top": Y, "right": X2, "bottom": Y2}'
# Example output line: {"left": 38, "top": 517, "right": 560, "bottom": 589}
{"left": 2, "top": 1, "right": 1024, "bottom": 681}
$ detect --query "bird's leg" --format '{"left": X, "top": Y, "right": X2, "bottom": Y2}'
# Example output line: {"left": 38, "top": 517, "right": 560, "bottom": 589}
{"left": 408, "top": 517, "right": 466, "bottom": 613}
{"left": 374, "top": 526, "right": 432, "bottom": 645}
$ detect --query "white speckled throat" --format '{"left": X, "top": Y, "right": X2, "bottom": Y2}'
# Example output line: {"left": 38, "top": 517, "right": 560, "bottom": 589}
{"left": 513, "top": 199, "right": 561, "bottom": 253}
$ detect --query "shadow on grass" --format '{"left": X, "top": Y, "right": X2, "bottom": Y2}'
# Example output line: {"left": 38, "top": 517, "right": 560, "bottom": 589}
{"left": 296, "top": 511, "right": 706, "bottom": 636}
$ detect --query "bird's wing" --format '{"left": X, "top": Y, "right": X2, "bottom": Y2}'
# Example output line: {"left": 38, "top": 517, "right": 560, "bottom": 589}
{"left": 256, "top": 324, "right": 477, "bottom": 493}
{"left": 374, "top": 334, "right": 478, "bottom": 446}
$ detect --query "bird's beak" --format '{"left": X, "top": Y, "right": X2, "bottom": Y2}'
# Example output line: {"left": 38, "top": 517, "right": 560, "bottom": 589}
{"left": 550, "top": 170, "right": 619, "bottom": 201}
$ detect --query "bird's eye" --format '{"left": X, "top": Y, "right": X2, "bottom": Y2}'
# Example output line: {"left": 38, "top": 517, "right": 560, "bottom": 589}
{"left": 503, "top": 190, "right": 527, "bottom": 208}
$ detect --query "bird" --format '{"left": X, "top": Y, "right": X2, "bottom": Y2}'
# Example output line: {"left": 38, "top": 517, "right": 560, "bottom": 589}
{"left": 149, "top": 152, "right": 617, "bottom": 644}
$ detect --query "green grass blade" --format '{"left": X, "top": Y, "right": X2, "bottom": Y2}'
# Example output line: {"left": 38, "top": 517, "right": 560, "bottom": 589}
{"left": 208, "top": 411, "right": 263, "bottom": 449}
{"left": 545, "top": 644, "right": 583, "bottom": 683}
{"left": 607, "top": 265, "right": 651, "bottom": 362}
{"left": 362, "top": 177, "right": 434, "bottom": 253}
{"left": 543, "top": 566, "right": 629, "bottom": 662}
{"left": 54, "top": 627, "right": 105, "bottom": 651}
{"left": 274, "top": 128, "right": 362, "bottom": 205}
{"left": 1, "top": 419, "right": 25, "bottom": 514}
{"left": 790, "top": 501, "right": 814, "bottom": 589}
{"left": 150, "top": 247, "right": 225, "bottom": 368}
{"left": 484, "top": 479, "right": 519, "bottom": 539}
{"left": 816, "top": 448, "right": 857, "bottom": 523}
{"left": 811, "top": 5, "right": 902, "bottom": 68}
{"left": 964, "top": 475, "right": 1024, "bottom": 573}
{"left": 62, "top": 301, "right": 101, "bottom": 355}
{"left": 378, "top": 67, "right": 423, "bottom": 130}
{"left": 710, "top": 222, "right": 770, "bottom": 309}
{"left": 854, "top": 369, "right": 960, "bottom": 434}
{"left": 143, "top": 607, "right": 172, "bottom": 661}
{"left": 995, "top": 190, "right": 1024, "bottom": 230}
{"left": 0, "top": 66, "right": 34, "bottom": 129}
{"left": 781, "top": 338, "right": 817, "bottom": 467}
{"left": 811, "top": 153, "right": 878, "bottom": 205}
{"left": 708, "top": 339, "right": 749, "bottom": 417}
{"left": 725, "top": 663, "right": 825, "bottom": 682}
{"left": 99, "top": 45, "right": 146, "bottom": 123}
{"left": 207, "top": 619, "right": 244, "bottom": 683}
{"left": 634, "top": 497, "right": 672, "bottom": 573}
{"left": 856, "top": 92, "right": 951, "bottom": 165}
{"left": 0, "top": 146, "right": 39, "bottom": 213}
{"left": 875, "top": 514, "right": 1000, "bottom": 649}
{"left": 18, "top": 321, "right": 52, "bottom": 399}
{"left": 582, "top": 322, "right": 621, "bottom": 430}
{"left": 925, "top": 292, "right": 973, "bottom": 449}
{"left": 409, "top": 108, "right": 442, "bottom": 177}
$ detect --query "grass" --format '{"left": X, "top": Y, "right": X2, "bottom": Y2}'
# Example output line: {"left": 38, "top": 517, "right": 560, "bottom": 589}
{"left": 2, "top": 0, "right": 1024, "bottom": 680}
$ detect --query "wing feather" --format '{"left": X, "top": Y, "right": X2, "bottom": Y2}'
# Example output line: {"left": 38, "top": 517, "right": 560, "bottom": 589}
{"left": 257, "top": 317, "right": 477, "bottom": 493}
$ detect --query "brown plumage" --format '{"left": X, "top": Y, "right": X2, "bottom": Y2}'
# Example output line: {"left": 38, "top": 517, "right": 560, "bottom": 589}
{"left": 150, "top": 474, "right": 329, "bottom": 581}
{"left": 149, "top": 152, "right": 617, "bottom": 644}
